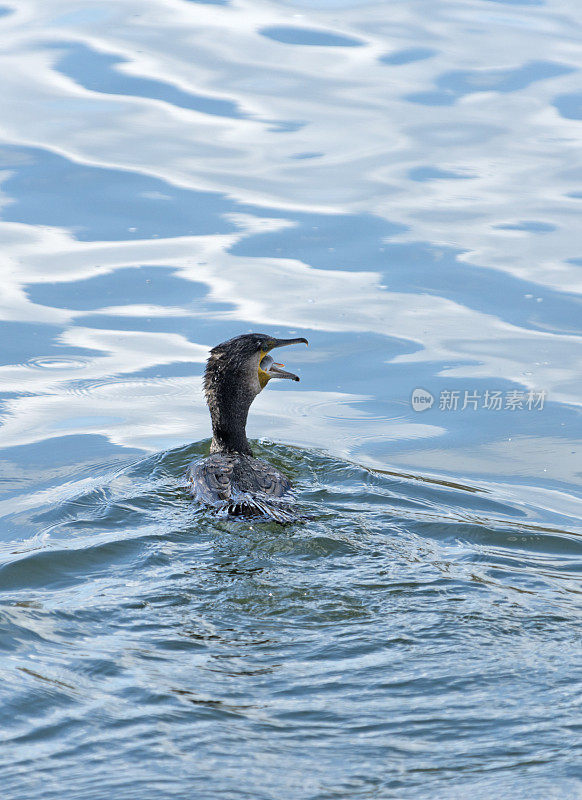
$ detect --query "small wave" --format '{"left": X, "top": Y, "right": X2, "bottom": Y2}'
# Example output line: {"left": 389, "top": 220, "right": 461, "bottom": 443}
{"left": 27, "top": 357, "right": 90, "bottom": 371}
{"left": 64, "top": 375, "right": 195, "bottom": 400}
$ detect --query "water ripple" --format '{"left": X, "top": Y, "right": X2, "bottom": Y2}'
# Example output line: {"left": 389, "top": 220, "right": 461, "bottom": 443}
{"left": 0, "top": 0, "right": 581, "bottom": 796}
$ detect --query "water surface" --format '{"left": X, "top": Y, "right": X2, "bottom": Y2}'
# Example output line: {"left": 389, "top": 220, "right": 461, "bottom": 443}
{"left": 0, "top": 0, "right": 581, "bottom": 797}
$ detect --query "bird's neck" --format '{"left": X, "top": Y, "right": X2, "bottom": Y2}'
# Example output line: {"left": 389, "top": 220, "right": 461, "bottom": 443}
{"left": 208, "top": 386, "right": 255, "bottom": 456}
{"left": 210, "top": 426, "right": 252, "bottom": 456}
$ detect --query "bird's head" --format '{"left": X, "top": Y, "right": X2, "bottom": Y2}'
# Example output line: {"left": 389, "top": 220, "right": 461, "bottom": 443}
{"left": 203, "top": 333, "right": 308, "bottom": 454}
{"left": 204, "top": 333, "right": 308, "bottom": 404}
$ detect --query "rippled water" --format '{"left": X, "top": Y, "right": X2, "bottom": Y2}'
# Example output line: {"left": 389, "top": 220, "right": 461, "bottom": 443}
{"left": 1, "top": 0, "right": 581, "bottom": 797}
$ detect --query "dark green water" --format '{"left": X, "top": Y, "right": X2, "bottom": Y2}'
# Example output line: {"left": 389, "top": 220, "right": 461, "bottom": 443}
{"left": 1, "top": 0, "right": 581, "bottom": 797}
{"left": 3, "top": 442, "right": 582, "bottom": 799}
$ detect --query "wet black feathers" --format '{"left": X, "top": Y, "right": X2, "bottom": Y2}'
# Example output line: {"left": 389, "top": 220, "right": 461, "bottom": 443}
{"left": 188, "top": 453, "right": 296, "bottom": 523}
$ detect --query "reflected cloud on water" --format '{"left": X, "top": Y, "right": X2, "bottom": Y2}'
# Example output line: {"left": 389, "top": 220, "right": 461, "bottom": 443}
{"left": 0, "top": 0, "right": 580, "bottom": 500}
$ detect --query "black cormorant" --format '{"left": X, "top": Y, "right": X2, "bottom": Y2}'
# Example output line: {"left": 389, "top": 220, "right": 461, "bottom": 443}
{"left": 188, "top": 333, "right": 308, "bottom": 522}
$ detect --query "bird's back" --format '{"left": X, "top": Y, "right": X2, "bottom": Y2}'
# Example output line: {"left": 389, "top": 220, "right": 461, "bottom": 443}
{"left": 188, "top": 453, "right": 296, "bottom": 523}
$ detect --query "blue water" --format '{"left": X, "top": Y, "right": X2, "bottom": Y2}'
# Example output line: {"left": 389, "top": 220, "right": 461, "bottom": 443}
{"left": 0, "top": 0, "right": 581, "bottom": 797}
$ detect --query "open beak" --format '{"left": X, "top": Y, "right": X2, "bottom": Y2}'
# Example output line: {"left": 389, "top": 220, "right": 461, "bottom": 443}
{"left": 269, "top": 337, "right": 309, "bottom": 351}
{"left": 259, "top": 337, "right": 308, "bottom": 383}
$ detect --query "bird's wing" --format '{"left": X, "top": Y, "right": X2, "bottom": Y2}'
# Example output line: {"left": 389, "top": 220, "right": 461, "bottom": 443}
{"left": 233, "top": 456, "right": 293, "bottom": 500}
{"left": 228, "top": 457, "right": 297, "bottom": 522}
{"left": 187, "top": 454, "right": 235, "bottom": 506}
